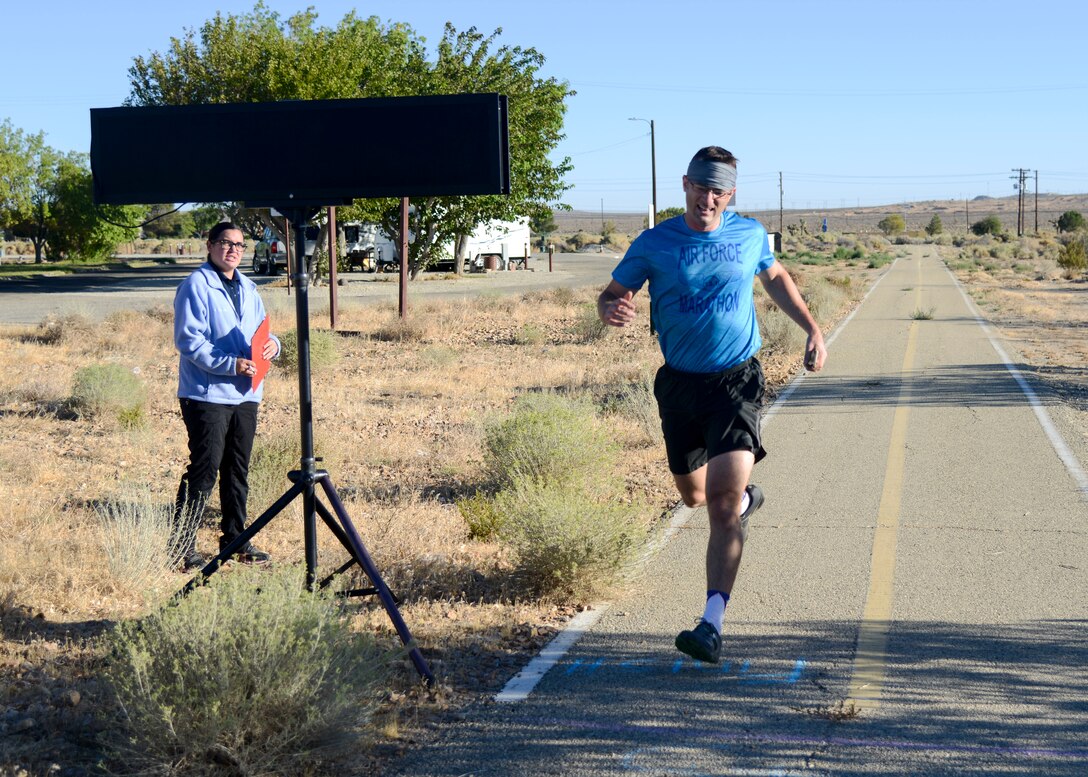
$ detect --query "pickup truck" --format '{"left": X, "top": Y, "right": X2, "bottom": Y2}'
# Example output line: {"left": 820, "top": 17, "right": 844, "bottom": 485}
{"left": 250, "top": 226, "right": 319, "bottom": 275}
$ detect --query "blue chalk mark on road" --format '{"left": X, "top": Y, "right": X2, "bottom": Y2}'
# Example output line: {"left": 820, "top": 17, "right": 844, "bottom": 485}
{"left": 566, "top": 656, "right": 806, "bottom": 685}
{"left": 622, "top": 745, "right": 813, "bottom": 776}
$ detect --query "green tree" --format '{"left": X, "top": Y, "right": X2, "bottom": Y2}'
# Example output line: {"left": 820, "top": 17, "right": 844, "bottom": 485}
{"left": 126, "top": 7, "right": 573, "bottom": 280}
{"left": 654, "top": 206, "right": 685, "bottom": 226}
{"left": 530, "top": 211, "right": 557, "bottom": 251}
{"left": 1057, "top": 238, "right": 1086, "bottom": 275}
{"left": 0, "top": 120, "right": 58, "bottom": 262}
{"left": 189, "top": 204, "right": 228, "bottom": 236}
{"left": 925, "top": 214, "right": 943, "bottom": 236}
{"left": 351, "top": 24, "right": 573, "bottom": 278}
{"left": 1056, "top": 210, "right": 1085, "bottom": 233}
{"left": 877, "top": 214, "right": 905, "bottom": 236}
{"left": 971, "top": 216, "right": 1003, "bottom": 237}
{"left": 143, "top": 204, "right": 196, "bottom": 238}
{"left": 47, "top": 154, "right": 145, "bottom": 261}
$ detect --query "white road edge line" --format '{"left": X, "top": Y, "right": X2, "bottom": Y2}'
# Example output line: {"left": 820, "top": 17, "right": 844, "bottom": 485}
{"left": 945, "top": 264, "right": 1088, "bottom": 498}
{"left": 494, "top": 261, "right": 897, "bottom": 703}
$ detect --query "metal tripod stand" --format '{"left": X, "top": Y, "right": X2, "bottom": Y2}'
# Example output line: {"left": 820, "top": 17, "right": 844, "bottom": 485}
{"left": 179, "top": 205, "right": 433, "bottom": 686}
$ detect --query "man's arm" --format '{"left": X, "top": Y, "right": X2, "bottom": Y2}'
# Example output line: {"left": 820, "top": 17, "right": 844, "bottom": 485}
{"left": 758, "top": 262, "right": 826, "bottom": 371}
{"left": 598, "top": 279, "right": 639, "bottom": 327}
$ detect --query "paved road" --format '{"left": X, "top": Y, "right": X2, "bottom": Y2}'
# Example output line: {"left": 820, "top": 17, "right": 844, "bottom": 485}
{"left": 390, "top": 247, "right": 1088, "bottom": 776}
{"left": 0, "top": 252, "right": 620, "bottom": 325}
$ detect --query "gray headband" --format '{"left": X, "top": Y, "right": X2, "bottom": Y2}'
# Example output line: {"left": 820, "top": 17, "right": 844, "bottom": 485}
{"left": 686, "top": 159, "right": 737, "bottom": 191}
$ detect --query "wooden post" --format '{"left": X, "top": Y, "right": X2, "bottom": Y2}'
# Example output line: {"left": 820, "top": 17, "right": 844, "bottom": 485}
{"left": 285, "top": 220, "right": 292, "bottom": 296}
{"left": 327, "top": 206, "right": 338, "bottom": 329}
{"left": 399, "top": 198, "right": 409, "bottom": 318}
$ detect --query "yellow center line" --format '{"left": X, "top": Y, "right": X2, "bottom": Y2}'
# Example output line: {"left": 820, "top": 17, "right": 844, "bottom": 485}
{"left": 846, "top": 262, "right": 923, "bottom": 709}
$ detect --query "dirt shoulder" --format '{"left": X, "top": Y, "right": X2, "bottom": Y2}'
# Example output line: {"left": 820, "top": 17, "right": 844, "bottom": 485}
{"left": 947, "top": 261, "right": 1088, "bottom": 477}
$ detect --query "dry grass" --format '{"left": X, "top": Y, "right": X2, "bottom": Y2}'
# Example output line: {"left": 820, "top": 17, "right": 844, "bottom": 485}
{"left": 0, "top": 262, "right": 879, "bottom": 775}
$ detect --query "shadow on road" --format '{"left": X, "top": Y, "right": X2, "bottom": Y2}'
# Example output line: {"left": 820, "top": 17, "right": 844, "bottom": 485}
{"left": 774, "top": 362, "right": 1081, "bottom": 410}
{"left": 390, "top": 619, "right": 1088, "bottom": 776}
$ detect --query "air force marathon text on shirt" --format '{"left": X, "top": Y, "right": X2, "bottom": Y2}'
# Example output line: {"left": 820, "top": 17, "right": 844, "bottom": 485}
{"left": 612, "top": 213, "right": 776, "bottom": 374}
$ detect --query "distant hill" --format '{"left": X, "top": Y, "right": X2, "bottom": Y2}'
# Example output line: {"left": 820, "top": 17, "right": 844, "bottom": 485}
{"left": 553, "top": 193, "right": 1088, "bottom": 236}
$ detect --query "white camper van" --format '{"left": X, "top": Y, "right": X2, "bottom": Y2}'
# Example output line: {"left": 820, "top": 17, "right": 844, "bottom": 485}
{"left": 439, "top": 218, "right": 532, "bottom": 272}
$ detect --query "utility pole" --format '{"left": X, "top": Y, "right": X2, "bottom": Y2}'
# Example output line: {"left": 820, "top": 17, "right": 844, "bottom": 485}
{"left": 628, "top": 117, "right": 657, "bottom": 225}
{"left": 778, "top": 172, "right": 784, "bottom": 233}
{"left": 1011, "top": 168, "right": 1028, "bottom": 236}
{"left": 1034, "top": 170, "right": 1039, "bottom": 234}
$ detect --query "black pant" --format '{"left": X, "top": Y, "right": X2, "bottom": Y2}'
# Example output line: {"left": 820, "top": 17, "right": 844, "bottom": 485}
{"left": 173, "top": 398, "right": 259, "bottom": 551}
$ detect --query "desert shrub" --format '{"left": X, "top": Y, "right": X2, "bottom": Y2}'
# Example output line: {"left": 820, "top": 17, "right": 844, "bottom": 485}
{"left": 495, "top": 480, "right": 646, "bottom": 601}
{"left": 96, "top": 490, "right": 189, "bottom": 597}
{"left": 1056, "top": 210, "right": 1085, "bottom": 233}
{"left": 570, "top": 303, "right": 607, "bottom": 343}
{"left": 784, "top": 249, "right": 830, "bottom": 265}
{"left": 246, "top": 427, "right": 340, "bottom": 513}
{"left": 513, "top": 322, "right": 547, "bottom": 346}
{"left": 604, "top": 232, "right": 632, "bottom": 251}
{"left": 759, "top": 305, "right": 807, "bottom": 354}
{"left": 101, "top": 565, "right": 389, "bottom": 776}
{"left": 971, "top": 216, "right": 1004, "bottom": 237}
{"left": 246, "top": 428, "right": 301, "bottom": 513}
{"left": 30, "top": 313, "right": 94, "bottom": 345}
{"left": 800, "top": 278, "right": 847, "bottom": 323}
{"left": 867, "top": 252, "right": 894, "bottom": 268}
{"left": 275, "top": 327, "right": 339, "bottom": 371}
{"left": 925, "top": 215, "right": 943, "bottom": 236}
{"left": 832, "top": 246, "right": 864, "bottom": 261}
{"left": 417, "top": 345, "right": 459, "bottom": 368}
{"left": 568, "top": 232, "right": 595, "bottom": 251}
{"left": 545, "top": 286, "right": 577, "bottom": 306}
{"left": 1057, "top": 239, "right": 1087, "bottom": 276}
{"left": 877, "top": 214, "right": 905, "bottom": 236}
{"left": 371, "top": 315, "right": 431, "bottom": 342}
{"left": 457, "top": 491, "right": 506, "bottom": 540}
{"left": 608, "top": 373, "right": 663, "bottom": 446}
{"left": 484, "top": 392, "right": 618, "bottom": 494}
{"left": 71, "top": 363, "right": 147, "bottom": 426}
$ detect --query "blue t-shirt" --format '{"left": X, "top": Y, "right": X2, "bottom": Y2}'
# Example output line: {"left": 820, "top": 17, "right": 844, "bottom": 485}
{"left": 612, "top": 213, "right": 775, "bottom": 373}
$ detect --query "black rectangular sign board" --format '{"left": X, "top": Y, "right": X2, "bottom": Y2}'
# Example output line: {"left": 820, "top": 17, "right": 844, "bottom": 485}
{"left": 91, "top": 93, "right": 510, "bottom": 206}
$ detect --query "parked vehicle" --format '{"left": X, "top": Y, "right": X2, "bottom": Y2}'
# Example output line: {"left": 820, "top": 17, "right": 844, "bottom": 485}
{"left": 440, "top": 218, "right": 533, "bottom": 272}
{"left": 335, "top": 218, "right": 530, "bottom": 274}
{"left": 251, "top": 225, "right": 319, "bottom": 275}
{"left": 342, "top": 222, "right": 399, "bottom": 273}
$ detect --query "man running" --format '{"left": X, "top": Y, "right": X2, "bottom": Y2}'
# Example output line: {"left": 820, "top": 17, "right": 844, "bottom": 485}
{"left": 598, "top": 146, "right": 825, "bottom": 662}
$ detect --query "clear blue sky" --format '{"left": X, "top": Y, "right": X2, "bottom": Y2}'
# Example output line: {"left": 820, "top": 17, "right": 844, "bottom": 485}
{"left": 3, "top": 0, "right": 1086, "bottom": 213}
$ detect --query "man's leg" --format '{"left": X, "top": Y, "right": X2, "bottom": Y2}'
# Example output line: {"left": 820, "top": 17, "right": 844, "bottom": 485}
{"left": 674, "top": 449, "right": 755, "bottom": 663}
{"left": 703, "top": 449, "right": 756, "bottom": 595}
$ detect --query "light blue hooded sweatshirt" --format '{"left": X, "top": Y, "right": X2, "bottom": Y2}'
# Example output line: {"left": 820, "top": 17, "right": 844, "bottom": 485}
{"left": 174, "top": 262, "right": 280, "bottom": 405}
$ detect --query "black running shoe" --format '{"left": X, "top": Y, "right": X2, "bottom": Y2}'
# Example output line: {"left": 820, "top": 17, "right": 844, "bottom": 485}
{"left": 740, "top": 483, "right": 764, "bottom": 542}
{"left": 675, "top": 619, "right": 722, "bottom": 664}
{"left": 180, "top": 551, "right": 207, "bottom": 572}
{"left": 233, "top": 542, "right": 271, "bottom": 565}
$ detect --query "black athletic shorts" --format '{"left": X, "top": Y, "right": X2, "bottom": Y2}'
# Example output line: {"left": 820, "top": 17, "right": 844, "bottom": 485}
{"left": 653, "top": 357, "right": 767, "bottom": 475}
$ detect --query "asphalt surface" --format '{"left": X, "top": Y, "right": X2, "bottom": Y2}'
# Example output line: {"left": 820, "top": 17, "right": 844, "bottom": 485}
{"left": 0, "top": 252, "right": 620, "bottom": 325}
{"left": 390, "top": 247, "right": 1088, "bottom": 776}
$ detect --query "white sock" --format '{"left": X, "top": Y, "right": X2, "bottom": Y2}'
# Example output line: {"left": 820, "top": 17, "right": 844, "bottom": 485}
{"left": 739, "top": 488, "right": 750, "bottom": 516}
{"left": 702, "top": 591, "right": 729, "bottom": 634}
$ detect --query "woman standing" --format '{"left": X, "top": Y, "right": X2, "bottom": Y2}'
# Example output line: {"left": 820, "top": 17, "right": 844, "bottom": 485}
{"left": 172, "top": 221, "right": 280, "bottom": 570}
